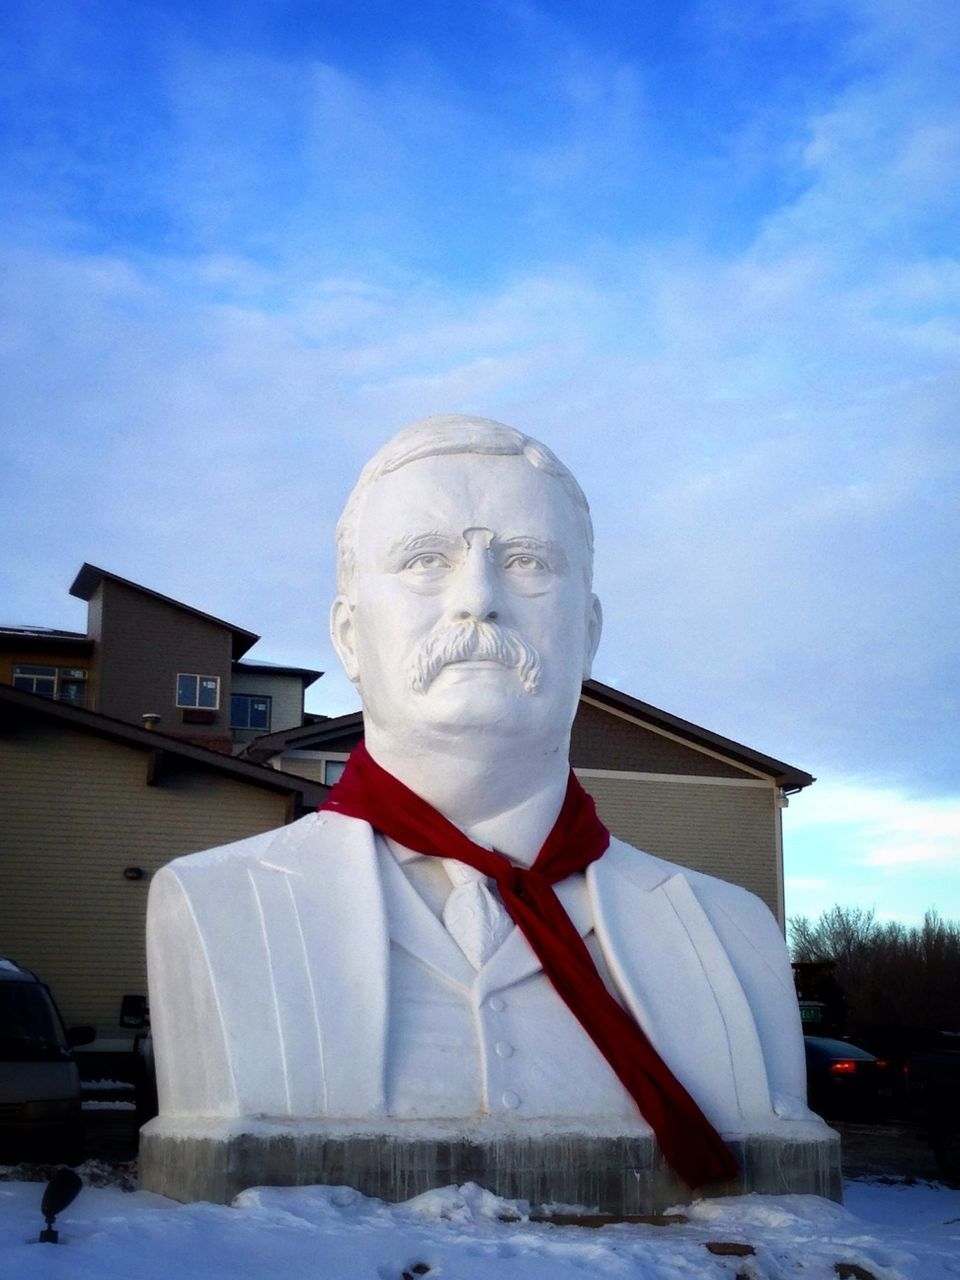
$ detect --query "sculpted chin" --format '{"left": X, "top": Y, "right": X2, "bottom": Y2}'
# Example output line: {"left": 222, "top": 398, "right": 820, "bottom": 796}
{"left": 146, "top": 414, "right": 819, "bottom": 1178}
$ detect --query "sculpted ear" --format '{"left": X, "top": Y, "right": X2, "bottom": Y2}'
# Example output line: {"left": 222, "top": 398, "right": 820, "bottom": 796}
{"left": 330, "top": 596, "right": 361, "bottom": 684}
{"left": 583, "top": 594, "right": 603, "bottom": 678}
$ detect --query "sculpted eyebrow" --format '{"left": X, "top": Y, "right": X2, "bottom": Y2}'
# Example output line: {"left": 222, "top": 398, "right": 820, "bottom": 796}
{"left": 499, "top": 537, "right": 568, "bottom": 568}
{"left": 386, "top": 532, "right": 456, "bottom": 560}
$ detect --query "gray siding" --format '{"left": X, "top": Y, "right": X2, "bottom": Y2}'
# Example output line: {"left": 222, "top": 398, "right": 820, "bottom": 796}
{"left": 0, "top": 717, "right": 288, "bottom": 1031}
{"left": 572, "top": 699, "right": 754, "bottom": 778}
{"left": 93, "top": 580, "right": 233, "bottom": 740}
{"left": 578, "top": 772, "right": 781, "bottom": 919}
{"left": 231, "top": 670, "right": 305, "bottom": 742}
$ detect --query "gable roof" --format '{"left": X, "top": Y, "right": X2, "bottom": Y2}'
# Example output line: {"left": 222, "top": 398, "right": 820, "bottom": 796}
{"left": 240, "top": 711, "right": 363, "bottom": 762}
{"left": 579, "top": 680, "right": 814, "bottom": 792}
{"left": 69, "top": 563, "right": 259, "bottom": 660}
{"left": 233, "top": 659, "right": 323, "bottom": 688}
{"left": 239, "top": 680, "right": 814, "bottom": 792}
{"left": 0, "top": 684, "right": 328, "bottom": 805}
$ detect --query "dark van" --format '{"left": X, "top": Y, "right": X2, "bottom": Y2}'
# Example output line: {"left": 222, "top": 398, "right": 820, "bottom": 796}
{"left": 0, "top": 959, "right": 93, "bottom": 1164}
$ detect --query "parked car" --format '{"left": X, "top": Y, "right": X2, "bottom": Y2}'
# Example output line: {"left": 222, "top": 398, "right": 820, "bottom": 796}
{"left": 804, "top": 1035, "right": 891, "bottom": 1119}
{"left": 0, "top": 959, "right": 94, "bottom": 1164}
{"left": 906, "top": 1031, "right": 960, "bottom": 1181}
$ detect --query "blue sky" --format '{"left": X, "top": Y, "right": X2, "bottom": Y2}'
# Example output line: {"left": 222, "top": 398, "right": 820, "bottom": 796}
{"left": 2, "top": 0, "right": 958, "bottom": 926}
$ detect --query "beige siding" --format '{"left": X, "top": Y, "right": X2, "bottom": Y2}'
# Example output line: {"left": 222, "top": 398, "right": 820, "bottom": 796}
{"left": 578, "top": 773, "right": 781, "bottom": 920}
{"left": 276, "top": 753, "right": 328, "bottom": 783}
{"left": 0, "top": 718, "right": 287, "bottom": 1031}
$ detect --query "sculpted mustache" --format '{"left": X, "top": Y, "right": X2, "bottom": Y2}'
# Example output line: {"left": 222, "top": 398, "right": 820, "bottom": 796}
{"left": 410, "top": 621, "right": 542, "bottom": 694}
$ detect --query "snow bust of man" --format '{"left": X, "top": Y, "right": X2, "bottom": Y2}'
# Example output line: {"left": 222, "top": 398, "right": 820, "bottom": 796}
{"left": 147, "top": 415, "right": 818, "bottom": 1192}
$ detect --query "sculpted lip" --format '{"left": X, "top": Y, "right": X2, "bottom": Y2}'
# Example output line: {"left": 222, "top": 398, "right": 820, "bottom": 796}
{"left": 444, "top": 659, "right": 508, "bottom": 667}
{"left": 433, "top": 659, "right": 516, "bottom": 677}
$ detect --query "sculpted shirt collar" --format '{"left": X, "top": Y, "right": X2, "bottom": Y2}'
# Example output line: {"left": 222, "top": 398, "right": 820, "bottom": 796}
{"left": 380, "top": 832, "right": 592, "bottom": 927}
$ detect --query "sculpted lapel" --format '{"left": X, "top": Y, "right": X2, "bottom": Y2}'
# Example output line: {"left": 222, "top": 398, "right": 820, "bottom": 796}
{"left": 588, "top": 839, "right": 774, "bottom": 1132}
{"left": 253, "top": 812, "right": 391, "bottom": 1118}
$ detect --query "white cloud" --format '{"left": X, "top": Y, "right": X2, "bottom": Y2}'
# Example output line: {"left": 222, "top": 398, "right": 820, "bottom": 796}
{"left": 788, "top": 779, "right": 960, "bottom": 873}
{"left": 1, "top": 0, "right": 959, "bottom": 814}
{"left": 784, "top": 776, "right": 960, "bottom": 923}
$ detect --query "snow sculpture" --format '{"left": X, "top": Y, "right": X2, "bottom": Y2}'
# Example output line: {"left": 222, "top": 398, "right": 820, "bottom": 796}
{"left": 142, "top": 415, "right": 836, "bottom": 1206}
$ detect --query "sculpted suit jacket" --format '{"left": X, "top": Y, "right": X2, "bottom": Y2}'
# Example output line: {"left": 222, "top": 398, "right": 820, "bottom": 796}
{"left": 146, "top": 810, "right": 812, "bottom": 1136}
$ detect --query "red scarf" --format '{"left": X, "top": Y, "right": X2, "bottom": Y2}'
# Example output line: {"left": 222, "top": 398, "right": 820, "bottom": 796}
{"left": 321, "top": 741, "right": 738, "bottom": 1189}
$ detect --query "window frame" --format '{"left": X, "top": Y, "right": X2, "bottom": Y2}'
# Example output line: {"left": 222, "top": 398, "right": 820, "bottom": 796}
{"left": 12, "top": 665, "right": 58, "bottom": 698}
{"left": 230, "top": 692, "right": 272, "bottom": 731}
{"left": 175, "top": 673, "right": 221, "bottom": 710}
{"left": 12, "top": 665, "right": 87, "bottom": 705}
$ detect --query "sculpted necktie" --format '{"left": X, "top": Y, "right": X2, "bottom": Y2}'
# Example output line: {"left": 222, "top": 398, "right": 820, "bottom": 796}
{"left": 441, "top": 859, "right": 514, "bottom": 970}
{"left": 321, "top": 741, "right": 739, "bottom": 1189}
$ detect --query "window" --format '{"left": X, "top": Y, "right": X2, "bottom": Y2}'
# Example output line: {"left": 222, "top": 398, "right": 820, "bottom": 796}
{"left": 176, "top": 674, "right": 220, "bottom": 709}
{"left": 13, "top": 665, "right": 58, "bottom": 697}
{"left": 324, "top": 760, "right": 347, "bottom": 786}
{"left": 230, "top": 694, "right": 271, "bottom": 731}
{"left": 58, "top": 668, "right": 87, "bottom": 707}
{"left": 13, "top": 665, "right": 87, "bottom": 706}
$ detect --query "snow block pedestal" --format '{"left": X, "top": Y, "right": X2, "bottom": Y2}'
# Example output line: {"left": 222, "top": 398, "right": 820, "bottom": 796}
{"left": 139, "top": 1118, "right": 841, "bottom": 1209}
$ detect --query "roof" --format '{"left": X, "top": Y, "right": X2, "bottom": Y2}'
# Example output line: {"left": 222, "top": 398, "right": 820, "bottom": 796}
{"left": 0, "top": 684, "right": 329, "bottom": 805}
{"left": 240, "top": 711, "right": 362, "bottom": 762}
{"left": 0, "top": 626, "right": 88, "bottom": 640}
{"left": 69, "top": 564, "right": 259, "bottom": 660}
{"left": 233, "top": 659, "right": 323, "bottom": 687}
{"left": 0, "top": 625, "right": 93, "bottom": 652}
{"left": 580, "top": 679, "right": 814, "bottom": 792}
{"left": 239, "top": 680, "right": 815, "bottom": 791}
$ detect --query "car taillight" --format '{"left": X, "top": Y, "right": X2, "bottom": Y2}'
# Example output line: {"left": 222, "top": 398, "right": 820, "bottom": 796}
{"left": 875, "top": 1058, "right": 889, "bottom": 1069}
{"left": 830, "top": 1060, "right": 857, "bottom": 1075}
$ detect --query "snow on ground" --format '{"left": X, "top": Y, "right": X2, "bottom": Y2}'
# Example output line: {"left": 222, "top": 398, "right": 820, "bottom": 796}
{"left": 1, "top": 1172, "right": 958, "bottom": 1279}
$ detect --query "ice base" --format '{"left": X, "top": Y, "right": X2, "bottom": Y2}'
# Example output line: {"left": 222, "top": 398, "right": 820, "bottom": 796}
{"left": 139, "top": 1117, "right": 842, "bottom": 1209}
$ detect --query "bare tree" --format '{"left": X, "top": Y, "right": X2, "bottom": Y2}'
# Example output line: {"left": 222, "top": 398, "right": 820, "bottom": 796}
{"left": 789, "top": 906, "right": 960, "bottom": 1033}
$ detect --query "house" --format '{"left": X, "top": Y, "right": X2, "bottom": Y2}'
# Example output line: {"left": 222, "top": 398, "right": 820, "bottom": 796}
{"left": 0, "top": 564, "right": 325, "bottom": 1038}
{"left": 0, "top": 564, "right": 814, "bottom": 1040}
{"left": 0, "top": 683, "right": 327, "bottom": 1036}
{"left": 0, "top": 564, "right": 322, "bottom": 752}
{"left": 241, "top": 678, "right": 814, "bottom": 927}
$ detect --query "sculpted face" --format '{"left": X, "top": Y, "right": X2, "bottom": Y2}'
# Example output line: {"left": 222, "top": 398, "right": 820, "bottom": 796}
{"left": 331, "top": 451, "right": 602, "bottom": 751}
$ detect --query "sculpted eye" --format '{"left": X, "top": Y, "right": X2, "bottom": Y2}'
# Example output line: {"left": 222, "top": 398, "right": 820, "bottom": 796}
{"left": 404, "top": 551, "right": 451, "bottom": 573}
{"left": 504, "top": 553, "right": 547, "bottom": 572}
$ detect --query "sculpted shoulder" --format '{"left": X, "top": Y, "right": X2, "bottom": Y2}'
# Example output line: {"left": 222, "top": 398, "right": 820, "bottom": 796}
{"left": 597, "top": 836, "right": 782, "bottom": 935}
{"left": 157, "top": 811, "right": 364, "bottom": 882}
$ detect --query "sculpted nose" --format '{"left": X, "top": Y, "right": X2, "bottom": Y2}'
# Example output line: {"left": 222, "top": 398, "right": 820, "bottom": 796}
{"left": 452, "top": 531, "right": 500, "bottom": 622}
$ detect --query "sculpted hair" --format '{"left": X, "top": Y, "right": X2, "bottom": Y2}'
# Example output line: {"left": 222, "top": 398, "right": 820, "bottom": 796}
{"left": 335, "top": 414, "right": 595, "bottom": 597}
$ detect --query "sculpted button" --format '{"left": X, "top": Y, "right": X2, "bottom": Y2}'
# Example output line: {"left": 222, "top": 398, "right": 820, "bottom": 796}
{"left": 501, "top": 1090, "right": 521, "bottom": 1109}
{"left": 488, "top": 996, "right": 506, "bottom": 1012}
{"left": 495, "top": 1041, "right": 513, "bottom": 1058}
